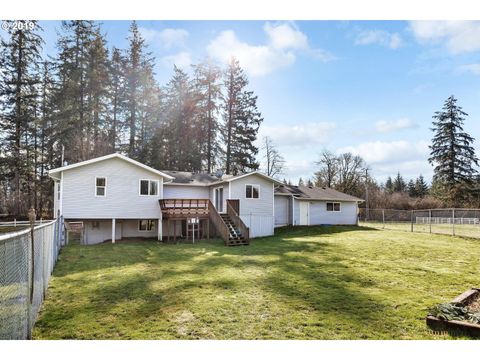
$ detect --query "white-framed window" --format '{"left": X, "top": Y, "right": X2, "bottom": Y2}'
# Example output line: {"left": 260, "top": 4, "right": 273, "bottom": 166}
{"left": 139, "top": 179, "right": 159, "bottom": 196}
{"left": 138, "top": 219, "right": 155, "bottom": 231}
{"left": 326, "top": 202, "right": 341, "bottom": 212}
{"left": 95, "top": 177, "right": 106, "bottom": 197}
{"left": 245, "top": 184, "right": 260, "bottom": 199}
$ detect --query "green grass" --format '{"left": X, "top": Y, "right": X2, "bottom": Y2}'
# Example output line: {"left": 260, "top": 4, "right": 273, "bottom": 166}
{"left": 33, "top": 226, "right": 480, "bottom": 339}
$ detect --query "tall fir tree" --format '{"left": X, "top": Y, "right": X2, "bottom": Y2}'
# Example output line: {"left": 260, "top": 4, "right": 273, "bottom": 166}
{"left": 392, "top": 172, "right": 406, "bottom": 193}
{"left": 193, "top": 59, "right": 222, "bottom": 172}
{"left": 108, "top": 47, "right": 126, "bottom": 152}
{"left": 222, "top": 57, "right": 263, "bottom": 175}
{"left": 428, "top": 95, "right": 479, "bottom": 204}
{"left": 384, "top": 176, "right": 394, "bottom": 194}
{"left": 407, "top": 179, "right": 417, "bottom": 197}
{"left": 0, "top": 20, "right": 43, "bottom": 216}
{"left": 414, "top": 175, "right": 429, "bottom": 198}
{"left": 54, "top": 20, "right": 97, "bottom": 163}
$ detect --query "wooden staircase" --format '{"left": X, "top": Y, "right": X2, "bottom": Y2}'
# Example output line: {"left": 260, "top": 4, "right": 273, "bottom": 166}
{"left": 220, "top": 213, "right": 249, "bottom": 246}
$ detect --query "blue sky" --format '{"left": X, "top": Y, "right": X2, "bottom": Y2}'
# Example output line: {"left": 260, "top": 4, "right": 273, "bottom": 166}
{"left": 35, "top": 20, "right": 480, "bottom": 183}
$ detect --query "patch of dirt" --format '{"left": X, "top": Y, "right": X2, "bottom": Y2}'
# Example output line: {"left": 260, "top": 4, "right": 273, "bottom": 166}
{"left": 467, "top": 296, "right": 480, "bottom": 313}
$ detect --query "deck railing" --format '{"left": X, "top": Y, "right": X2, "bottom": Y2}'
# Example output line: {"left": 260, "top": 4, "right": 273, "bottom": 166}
{"left": 159, "top": 199, "right": 209, "bottom": 218}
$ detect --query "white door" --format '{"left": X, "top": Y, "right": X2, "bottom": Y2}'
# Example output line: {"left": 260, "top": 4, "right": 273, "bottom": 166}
{"left": 299, "top": 202, "right": 309, "bottom": 225}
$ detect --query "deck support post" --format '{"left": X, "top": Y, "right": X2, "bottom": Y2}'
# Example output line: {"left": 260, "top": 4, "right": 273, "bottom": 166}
{"left": 112, "top": 218, "right": 116, "bottom": 244}
{"left": 158, "top": 217, "right": 162, "bottom": 241}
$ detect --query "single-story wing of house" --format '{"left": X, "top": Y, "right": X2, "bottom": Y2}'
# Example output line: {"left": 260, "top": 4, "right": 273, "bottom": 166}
{"left": 48, "top": 153, "right": 363, "bottom": 246}
{"left": 274, "top": 184, "right": 364, "bottom": 227}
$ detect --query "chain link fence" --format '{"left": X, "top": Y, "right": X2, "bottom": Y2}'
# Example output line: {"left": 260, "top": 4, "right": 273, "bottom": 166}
{"left": 0, "top": 217, "right": 64, "bottom": 339}
{"left": 359, "top": 208, "right": 480, "bottom": 239}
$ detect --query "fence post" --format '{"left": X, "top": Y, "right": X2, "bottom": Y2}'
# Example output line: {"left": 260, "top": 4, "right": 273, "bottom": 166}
{"left": 410, "top": 210, "right": 414, "bottom": 232}
{"left": 452, "top": 208, "right": 455, "bottom": 236}
{"left": 26, "top": 208, "right": 36, "bottom": 340}
{"left": 429, "top": 209, "right": 432, "bottom": 234}
{"left": 382, "top": 209, "right": 385, "bottom": 229}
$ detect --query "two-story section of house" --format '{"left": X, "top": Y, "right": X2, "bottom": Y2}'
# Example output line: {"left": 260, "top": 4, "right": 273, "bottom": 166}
{"left": 49, "top": 153, "right": 281, "bottom": 245}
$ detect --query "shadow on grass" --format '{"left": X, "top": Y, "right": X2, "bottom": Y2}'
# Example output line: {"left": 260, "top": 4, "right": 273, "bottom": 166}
{"left": 36, "top": 225, "right": 401, "bottom": 339}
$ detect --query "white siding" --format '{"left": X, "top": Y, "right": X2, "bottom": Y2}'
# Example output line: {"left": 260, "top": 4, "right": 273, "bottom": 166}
{"left": 274, "top": 195, "right": 290, "bottom": 227}
{"left": 309, "top": 201, "right": 358, "bottom": 225}
{"left": 61, "top": 157, "right": 165, "bottom": 219}
{"left": 283, "top": 198, "right": 359, "bottom": 226}
{"left": 164, "top": 185, "right": 209, "bottom": 199}
{"left": 229, "top": 174, "right": 274, "bottom": 237}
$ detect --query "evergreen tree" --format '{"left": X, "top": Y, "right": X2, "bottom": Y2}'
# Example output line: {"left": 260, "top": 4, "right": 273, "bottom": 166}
{"left": 384, "top": 176, "right": 394, "bottom": 194}
{"left": 428, "top": 95, "right": 479, "bottom": 204}
{"left": 407, "top": 179, "right": 417, "bottom": 197}
{"left": 392, "top": 172, "right": 406, "bottom": 193}
{"left": 193, "top": 59, "right": 221, "bottom": 172}
{"left": 414, "top": 175, "right": 429, "bottom": 198}
{"left": 298, "top": 177, "right": 305, "bottom": 186}
{"left": 159, "top": 66, "right": 199, "bottom": 171}
{"left": 0, "top": 20, "right": 43, "bottom": 216}
{"left": 108, "top": 47, "right": 126, "bottom": 152}
{"left": 124, "top": 21, "right": 153, "bottom": 158}
{"left": 54, "top": 20, "right": 97, "bottom": 163}
{"left": 306, "top": 179, "right": 314, "bottom": 187}
{"left": 222, "top": 57, "right": 262, "bottom": 175}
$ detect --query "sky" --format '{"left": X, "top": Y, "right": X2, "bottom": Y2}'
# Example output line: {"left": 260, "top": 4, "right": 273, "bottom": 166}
{"left": 34, "top": 20, "right": 480, "bottom": 183}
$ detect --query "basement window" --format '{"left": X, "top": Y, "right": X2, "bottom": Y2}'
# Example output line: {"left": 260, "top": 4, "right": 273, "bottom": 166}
{"left": 326, "top": 202, "right": 341, "bottom": 212}
{"left": 140, "top": 180, "right": 159, "bottom": 196}
{"left": 245, "top": 184, "right": 260, "bottom": 199}
{"left": 139, "top": 220, "right": 155, "bottom": 232}
{"left": 95, "top": 177, "right": 106, "bottom": 197}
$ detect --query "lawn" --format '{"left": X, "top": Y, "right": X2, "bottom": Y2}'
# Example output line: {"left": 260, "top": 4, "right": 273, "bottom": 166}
{"left": 33, "top": 226, "right": 480, "bottom": 339}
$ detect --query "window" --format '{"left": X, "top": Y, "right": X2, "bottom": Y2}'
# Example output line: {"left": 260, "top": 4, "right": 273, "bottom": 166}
{"left": 326, "top": 202, "right": 341, "bottom": 212}
{"left": 57, "top": 182, "right": 61, "bottom": 200}
{"left": 92, "top": 221, "right": 100, "bottom": 229}
{"left": 139, "top": 220, "right": 155, "bottom": 231}
{"left": 245, "top": 184, "right": 260, "bottom": 199}
{"left": 140, "top": 180, "right": 159, "bottom": 196}
{"left": 95, "top": 177, "right": 106, "bottom": 197}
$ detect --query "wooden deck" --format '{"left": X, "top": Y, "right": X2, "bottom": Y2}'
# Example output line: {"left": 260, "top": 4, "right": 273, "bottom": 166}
{"left": 159, "top": 199, "right": 209, "bottom": 219}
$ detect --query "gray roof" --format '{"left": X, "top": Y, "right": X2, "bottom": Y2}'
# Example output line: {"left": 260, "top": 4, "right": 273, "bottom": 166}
{"left": 275, "top": 185, "right": 364, "bottom": 202}
{"left": 162, "top": 171, "right": 220, "bottom": 186}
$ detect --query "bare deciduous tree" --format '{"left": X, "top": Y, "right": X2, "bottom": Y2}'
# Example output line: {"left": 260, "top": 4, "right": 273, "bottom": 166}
{"left": 262, "top": 136, "right": 285, "bottom": 178}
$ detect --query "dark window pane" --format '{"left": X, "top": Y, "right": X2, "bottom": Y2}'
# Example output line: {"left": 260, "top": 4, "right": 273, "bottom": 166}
{"left": 327, "top": 202, "right": 333, "bottom": 211}
{"left": 96, "top": 177, "right": 105, "bottom": 187}
{"left": 149, "top": 181, "right": 158, "bottom": 195}
{"left": 96, "top": 187, "right": 105, "bottom": 196}
{"left": 140, "top": 180, "right": 149, "bottom": 195}
{"left": 139, "top": 220, "right": 147, "bottom": 231}
{"left": 252, "top": 186, "right": 259, "bottom": 198}
{"left": 246, "top": 185, "right": 252, "bottom": 198}
{"left": 334, "top": 203, "right": 341, "bottom": 211}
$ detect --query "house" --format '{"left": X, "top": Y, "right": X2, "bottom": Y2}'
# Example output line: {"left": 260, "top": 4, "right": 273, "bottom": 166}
{"left": 48, "top": 153, "right": 281, "bottom": 246}
{"left": 274, "top": 184, "right": 363, "bottom": 227}
{"left": 48, "top": 153, "right": 363, "bottom": 246}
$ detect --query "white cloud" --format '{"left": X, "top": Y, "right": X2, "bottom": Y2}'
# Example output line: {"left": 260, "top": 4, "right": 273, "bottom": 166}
{"left": 355, "top": 30, "right": 403, "bottom": 49}
{"left": 139, "top": 27, "right": 189, "bottom": 49}
{"left": 375, "top": 118, "right": 417, "bottom": 133}
{"left": 207, "top": 30, "right": 295, "bottom": 76}
{"left": 259, "top": 122, "right": 336, "bottom": 147}
{"left": 160, "top": 51, "right": 192, "bottom": 69}
{"left": 409, "top": 21, "right": 480, "bottom": 54}
{"left": 458, "top": 63, "right": 480, "bottom": 75}
{"left": 338, "top": 140, "right": 429, "bottom": 165}
{"left": 207, "top": 22, "right": 333, "bottom": 77}
{"left": 264, "top": 22, "right": 308, "bottom": 50}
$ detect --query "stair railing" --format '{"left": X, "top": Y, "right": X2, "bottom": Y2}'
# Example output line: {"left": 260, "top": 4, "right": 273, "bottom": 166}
{"left": 208, "top": 200, "right": 230, "bottom": 243}
{"left": 226, "top": 200, "right": 250, "bottom": 241}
